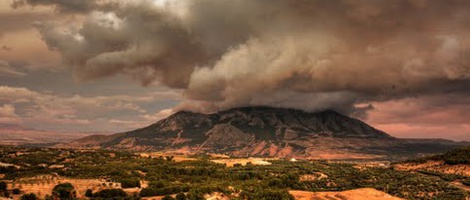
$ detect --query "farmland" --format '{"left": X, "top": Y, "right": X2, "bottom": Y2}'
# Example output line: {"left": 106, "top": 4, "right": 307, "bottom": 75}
{"left": 0, "top": 146, "right": 468, "bottom": 199}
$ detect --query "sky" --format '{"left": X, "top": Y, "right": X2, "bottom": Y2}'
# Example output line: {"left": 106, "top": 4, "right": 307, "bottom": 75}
{"left": 0, "top": 0, "right": 469, "bottom": 141}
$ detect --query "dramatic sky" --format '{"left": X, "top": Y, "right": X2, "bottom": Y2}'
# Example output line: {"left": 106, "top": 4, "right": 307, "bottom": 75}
{"left": 0, "top": 0, "right": 469, "bottom": 141}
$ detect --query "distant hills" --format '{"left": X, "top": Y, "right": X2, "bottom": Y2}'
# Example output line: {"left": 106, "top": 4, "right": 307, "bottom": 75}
{"left": 60, "top": 106, "right": 468, "bottom": 160}
{"left": 394, "top": 147, "right": 470, "bottom": 190}
{"left": 0, "top": 124, "right": 97, "bottom": 146}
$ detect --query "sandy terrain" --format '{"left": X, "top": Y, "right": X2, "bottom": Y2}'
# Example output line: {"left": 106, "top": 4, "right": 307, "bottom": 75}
{"left": 289, "top": 188, "right": 403, "bottom": 200}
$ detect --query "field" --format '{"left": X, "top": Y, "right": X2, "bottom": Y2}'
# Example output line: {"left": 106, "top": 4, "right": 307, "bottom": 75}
{"left": 0, "top": 146, "right": 468, "bottom": 200}
{"left": 5, "top": 176, "right": 121, "bottom": 199}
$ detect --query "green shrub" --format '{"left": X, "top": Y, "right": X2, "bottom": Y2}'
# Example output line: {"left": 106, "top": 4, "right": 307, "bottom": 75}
{"left": 162, "top": 195, "right": 175, "bottom": 200}
{"left": 85, "top": 189, "right": 93, "bottom": 197}
{"left": 0, "top": 181, "right": 7, "bottom": 191}
{"left": 52, "top": 183, "right": 76, "bottom": 200}
{"left": 21, "top": 193, "right": 38, "bottom": 200}
{"left": 92, "top": 188, "right": 127, "bottom": 198}
{"left": 119, "top": 178, "right": 141, "bottom": 188}
{"left": 12, "top": 188, "right": 21, "bottom": 195}
{"left": 176, "top": 193, "right": 186, "bottom": 200}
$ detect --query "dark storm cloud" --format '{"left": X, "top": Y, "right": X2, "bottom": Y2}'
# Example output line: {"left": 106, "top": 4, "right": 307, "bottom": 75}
{"left": 12, "top": 0, "right": 94, "bottom": 13}
{"left": 31, "top": 0, "right": 470, "bottom": 113}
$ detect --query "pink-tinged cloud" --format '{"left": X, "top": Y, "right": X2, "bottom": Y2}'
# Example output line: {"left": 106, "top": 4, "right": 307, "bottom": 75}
{"left": 374, "top": 123, "right": 470, "bottom": 141}
{"left": 366, "top": 95, "right": 470, "bottom": 141}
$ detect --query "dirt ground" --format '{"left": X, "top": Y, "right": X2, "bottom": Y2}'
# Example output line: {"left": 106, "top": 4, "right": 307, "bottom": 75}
{"left": 289, "top": 188, "right": 403, "bottom": 200}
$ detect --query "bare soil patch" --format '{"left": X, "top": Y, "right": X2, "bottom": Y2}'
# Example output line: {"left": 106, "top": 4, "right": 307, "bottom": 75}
{"left": 289, "top": 188, "right": 403, "bottom": 200}
{"left": 211, "top": 158, "right": 272, "bottom": 167}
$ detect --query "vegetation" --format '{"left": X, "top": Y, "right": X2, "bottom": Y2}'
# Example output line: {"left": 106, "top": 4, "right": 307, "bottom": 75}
{"left": 85, "top": 189, "right": 93, "bottom": 198}
{"left": 0, "top": 146, "right": 468, "bottom": 199}
{"left": 52, "top": 183, "right": 76, "bottom": 200}
{"left": 0, "top": 181, "right": 8, "bottom": 198}
{"left": 409, "top": 147, "right": 470, "bottom": 165}
{"left": 175, "top": 192, "right": 186, "bottom": 200}
{"left": 119, "top": 178, "right": 141, "bottom": 188}
{"left": 0, "top": 181, "right": 7, "bottom": 191}
{"left": 12, "top": 188, "right": 21, "bottom": 195}
{"left": 463, "top": 178, "right": 470, "bottom": 186}
{"left": 21, "top": 193, "right": 38, "bottom": 200}
{"left": 91, "top": 188, "right": 128, "bottom": 199}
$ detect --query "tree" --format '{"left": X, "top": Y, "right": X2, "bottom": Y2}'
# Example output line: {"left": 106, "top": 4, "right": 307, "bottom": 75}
{"left": 12, "top": 188, "right": 21, "bottom": 195}
{"left": 52, "top": 183, "right": 76, "bottom": 200}
{"left": 85, "top": 189, "right": 93, "bottom": 197}
{"left": 186, "top": 191, "right": 204, "bottom": 200}
{"left": 92, "top": 189, "right": 127, "bottom": 199}
{"left": 176, "top": 193, "right": 187, "bottom": 200}
{"left": 119, "top": 178, "right": 141, "bottom": 188}
{"left": 0, "top": 181, "right": 7, "bottom": 191}
{"left": 21, "top": 193, "right": 38, "bottom": 200}
{"left": 162, "top": 195, "right": 176, "bottom": 200}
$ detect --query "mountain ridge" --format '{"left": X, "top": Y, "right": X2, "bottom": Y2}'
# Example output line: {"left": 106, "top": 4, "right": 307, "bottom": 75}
{"left": 61, "top": 106, "right": 465, "bottom": 160}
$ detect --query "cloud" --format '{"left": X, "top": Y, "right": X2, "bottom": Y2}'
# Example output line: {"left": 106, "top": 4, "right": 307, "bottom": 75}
{"left": 1, "top": 46, "right": 12, "bottom": 51}
{"left": 0, "top": 85, "right": 182, "bottom": 131}
{"left": 0, "top": 61, "right": 26, "bottom": 77}
{"left": 0, "top": 104, "right": 21, "bottom": 124}
{"left": 140, "top": 108, "right": 174, "bottom": 122}
{"left": 11, "top": 0, "right": 101, "bottom": 13}
{"left": 374, "top": 123, "right": 470, "bottom": 141}
{"left": 0, "top": 12, "right": 56, "bottom": 37}
{"left": 365, "top": 94, "right": 470, "bottom": 140}
{"left": 30, "top": 0, "right": 470, "bottom": 114}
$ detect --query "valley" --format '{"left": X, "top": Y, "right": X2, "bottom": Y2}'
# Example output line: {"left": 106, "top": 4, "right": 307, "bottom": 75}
{"left": 0, "top": 146, "right": 468, "bottom": 199}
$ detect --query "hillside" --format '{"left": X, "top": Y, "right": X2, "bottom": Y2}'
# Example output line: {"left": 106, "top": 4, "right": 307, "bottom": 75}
{"left": 395, "top": 147, "right": 470, "bottom": 173}
{"left": 62, "top": 106, "right": 466, "bottom": 160}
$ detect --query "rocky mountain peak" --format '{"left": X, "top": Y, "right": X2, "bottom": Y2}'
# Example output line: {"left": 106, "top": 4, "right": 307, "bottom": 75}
{"left": 65, "top": 106, "right": 401, "bottom": 157}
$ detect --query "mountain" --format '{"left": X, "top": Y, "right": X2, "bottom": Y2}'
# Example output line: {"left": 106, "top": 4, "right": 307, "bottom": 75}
{"left": 62, "top": 106, "right": 467, "bottom": 160}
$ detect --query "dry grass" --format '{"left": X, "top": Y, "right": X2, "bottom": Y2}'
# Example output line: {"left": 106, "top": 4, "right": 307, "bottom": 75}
{"left": 210, "top": 158, "right": 272, "bottom": 167}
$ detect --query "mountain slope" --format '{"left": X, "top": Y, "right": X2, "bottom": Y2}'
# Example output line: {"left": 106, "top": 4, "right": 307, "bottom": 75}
{"left": 63, "top": 106, "right": 465, "bottom": 159}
